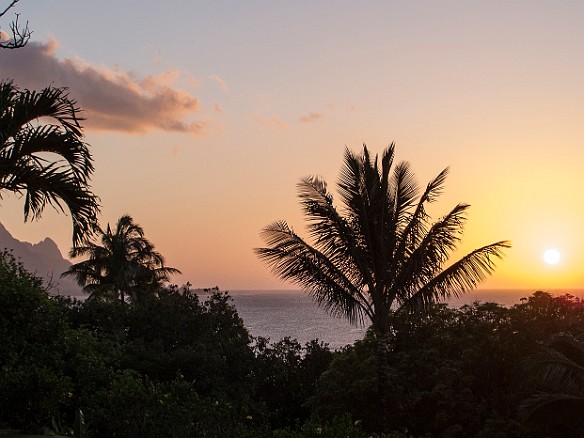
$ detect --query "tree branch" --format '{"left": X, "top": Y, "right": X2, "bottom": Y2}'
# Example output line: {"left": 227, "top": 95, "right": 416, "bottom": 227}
{"left": 0, "top": 1, "right": 31, "bottom": 49}
{"left": 0, "top": 0, "right": 20, "bottom": 18}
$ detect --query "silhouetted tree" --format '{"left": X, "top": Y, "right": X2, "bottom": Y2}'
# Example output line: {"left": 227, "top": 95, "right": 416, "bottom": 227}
{"left": 63, "top": 215, "right": 180, "bottom": 303}
{"left": 256, "top": 144, "right": 510, "bottom": 429}
{"left": 0, "top": 0, "right": 31, "bottom": 49}
{"left": 0, "top": 81, "right": 99, "bottom": 245}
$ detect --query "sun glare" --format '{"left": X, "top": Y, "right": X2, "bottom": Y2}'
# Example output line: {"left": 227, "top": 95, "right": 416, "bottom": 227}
{"left": 543, "top": 248, "right": 561, "bottom": 265}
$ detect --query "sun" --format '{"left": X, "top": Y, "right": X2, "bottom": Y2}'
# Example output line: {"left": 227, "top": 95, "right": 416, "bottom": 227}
{"left": 543, "top": 248, "right": 561, "bottom": 265}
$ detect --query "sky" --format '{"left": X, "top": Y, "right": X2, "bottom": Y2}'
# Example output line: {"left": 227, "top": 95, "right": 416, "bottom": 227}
{"left": 1, "top": 1, "right": 583, "bottom": 292}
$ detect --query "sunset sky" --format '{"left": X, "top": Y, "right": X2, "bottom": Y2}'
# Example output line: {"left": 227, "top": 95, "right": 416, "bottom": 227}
{"left": 1, "top": 1, "right": 583, "bottom": 292}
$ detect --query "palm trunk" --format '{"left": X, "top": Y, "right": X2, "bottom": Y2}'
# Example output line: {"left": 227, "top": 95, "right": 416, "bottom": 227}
{"left": 376, "top": 333, "right": 391, "bottom": 431}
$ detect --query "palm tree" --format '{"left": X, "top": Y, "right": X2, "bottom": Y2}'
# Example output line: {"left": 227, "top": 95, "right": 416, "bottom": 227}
{"left": 0, "top": 81, "right": 99, "bottom": 245}
{"left": 520, "top": 333, "right": 584, "bottom": 434}
{"left": 255, "top": 144, "right": 510, "bottom": 426}
{"left": 62, "top": 215, "right": 180, "bottom": 304}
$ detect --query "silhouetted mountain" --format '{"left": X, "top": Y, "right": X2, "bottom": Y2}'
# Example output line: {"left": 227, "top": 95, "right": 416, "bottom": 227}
{"left": 0, "top": 223, "right": 83, "bottom": 297}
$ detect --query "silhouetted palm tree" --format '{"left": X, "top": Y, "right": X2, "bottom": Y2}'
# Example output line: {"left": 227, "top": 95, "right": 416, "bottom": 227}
{"left": 256, "top": 144, "right": 510, "bottom": 427}
{"left": 0, "top": 81, "right": 99, "bottom": 245}
{"left": 62, "top": 215, "right": 180, "bottom": 303}
{"left": 520, "top": 332, "right": 584, "bottom": 434}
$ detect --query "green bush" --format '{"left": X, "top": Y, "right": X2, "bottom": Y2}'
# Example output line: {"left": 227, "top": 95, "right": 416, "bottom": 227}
{"left": 0, "top": 251, "right": 73, "bottom": 432}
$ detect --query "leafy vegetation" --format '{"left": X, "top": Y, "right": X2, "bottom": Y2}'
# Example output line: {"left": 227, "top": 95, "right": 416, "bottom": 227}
{"left": 0, "top": 250, "right": 75, "bottom": 434}
{"left": 3, "top": 247, "right": 584, "bottom": 436}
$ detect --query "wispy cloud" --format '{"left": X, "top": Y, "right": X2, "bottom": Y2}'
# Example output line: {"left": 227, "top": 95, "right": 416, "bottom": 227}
{"left": 256, "top": 116, "right": 288, "bottom": 131}
{"left": 209, "top": 73, "right": 229, "bottom": 92}
{"left": 0, "top": 39, "right": 206, "bottom": 135}
{"left": 299, "top": 112, "right": 325, "bottom": 123}
{"left": 299, "top": 104, "right": 358, "bottom": 124}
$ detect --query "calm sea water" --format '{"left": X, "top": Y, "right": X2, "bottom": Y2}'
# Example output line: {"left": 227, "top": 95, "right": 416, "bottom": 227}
{"left": 229, "top": 289, "right": 584, "bottom": 350}
{"left": 230, "top": 290, "right": 367, "bottom": 350}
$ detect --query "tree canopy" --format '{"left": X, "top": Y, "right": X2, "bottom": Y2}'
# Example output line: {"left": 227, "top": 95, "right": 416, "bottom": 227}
{"left": 63, "top": 215, "right": 180, "bottom": 303}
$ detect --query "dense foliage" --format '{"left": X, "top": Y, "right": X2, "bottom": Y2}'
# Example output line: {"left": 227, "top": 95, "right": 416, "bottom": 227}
{"left": 2, "top": 250, "right": 584, "bottom": 437}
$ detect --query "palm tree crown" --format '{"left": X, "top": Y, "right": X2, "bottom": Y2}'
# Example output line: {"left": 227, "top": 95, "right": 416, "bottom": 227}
{"left": 62, "top": 215, "right": 181, "bottom": 303}
{"left": 257, "top": 144, "right": 509, "bottom": 334}
{"left": 0, "top": 81, "right": 99, "bottom": 245}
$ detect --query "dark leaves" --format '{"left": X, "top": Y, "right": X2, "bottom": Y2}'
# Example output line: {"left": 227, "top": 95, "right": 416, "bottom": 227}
{"left": 0, "top": 81, "right": 99, "bottom": 245}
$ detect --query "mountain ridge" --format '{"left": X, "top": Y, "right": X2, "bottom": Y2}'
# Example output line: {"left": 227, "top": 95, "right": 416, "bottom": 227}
{"left": 0, "top": 222, "right": 83, "bottom": 297}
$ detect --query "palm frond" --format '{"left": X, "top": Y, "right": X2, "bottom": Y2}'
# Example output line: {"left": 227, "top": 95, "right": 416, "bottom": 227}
{"left": 4, "top": 160, "right": 99, "bottom": 245}
{"left": 400, "top": 167, "right": 449, "bottom": 245}
{"left": 389, "top": 161, "right": 419, "bottom": 233}
{"left": 381, "top": 161, "right": 419, "bottom": 287}
{"left": 255, "top": 220, "right": 372, "bottom": 324}
{"left": 390, "top": 168, "right": 449, "bottom": 286}
{"left": 393, "top": 203, "right": 470, "bottom": 301}
{"left": 337, "top": 146, "right": 366, "bottom": 219}
{"left": 404, "top": 240, "right": 511, "bottom": 309}
{"left": 518, "top": 392, "right": 584, "bottom": 425}
{"left": 0, "top": 81, "right": 98, "bottom": 245}
{"left": 9, "top": 85, "right": 84, "bottom": 136}
{"left": 297, "top": 176, "right": 371, "bottom": 289}
{"left": 525, "top": 337, "right": 584, "bottom": 397}
{"left": 12, "top": 124, "right": 93, "bottom": 182}
{"left": 378, "top": 144, "right": 395, "bottom": 204}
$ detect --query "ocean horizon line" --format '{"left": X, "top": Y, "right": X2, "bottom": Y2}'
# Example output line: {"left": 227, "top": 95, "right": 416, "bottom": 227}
{"left": 228, "top": 287, "right": 584, "bottom": 292}
{"left": 225, "top": 288, "right": 584, "bottom": 309}
{"left": 227, "top": 288, "right": 584, "bottom": 298}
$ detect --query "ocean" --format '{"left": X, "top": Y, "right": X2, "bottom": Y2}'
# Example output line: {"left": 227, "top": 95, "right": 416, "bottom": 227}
{"left": 229, "top": 289, "right": 584, "bottom": 350}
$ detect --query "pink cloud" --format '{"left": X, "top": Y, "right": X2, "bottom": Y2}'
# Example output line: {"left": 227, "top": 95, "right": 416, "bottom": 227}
{"left": 209, "top": 73, "right": 229, "bottom": 92}
{"left": 299, "top": 112, "right": 325, "bottom": 123}
{"left": 0, "top": 39, "right": 205, "bottom": 135}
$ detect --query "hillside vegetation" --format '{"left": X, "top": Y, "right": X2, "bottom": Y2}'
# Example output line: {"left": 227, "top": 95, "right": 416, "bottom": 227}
{"left": 1, "top": 251, "right": 583, "bottom": 437}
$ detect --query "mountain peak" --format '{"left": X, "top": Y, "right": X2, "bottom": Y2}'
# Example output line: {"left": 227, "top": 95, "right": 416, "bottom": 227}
{"left": 0, "top": 222, "right": 21, "bottom": 247}
{"left": 32, "top": 237, "right": 65, "bottom": 259}
{"left": 0, "top": 223, "right": 82, "bottom": 297}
